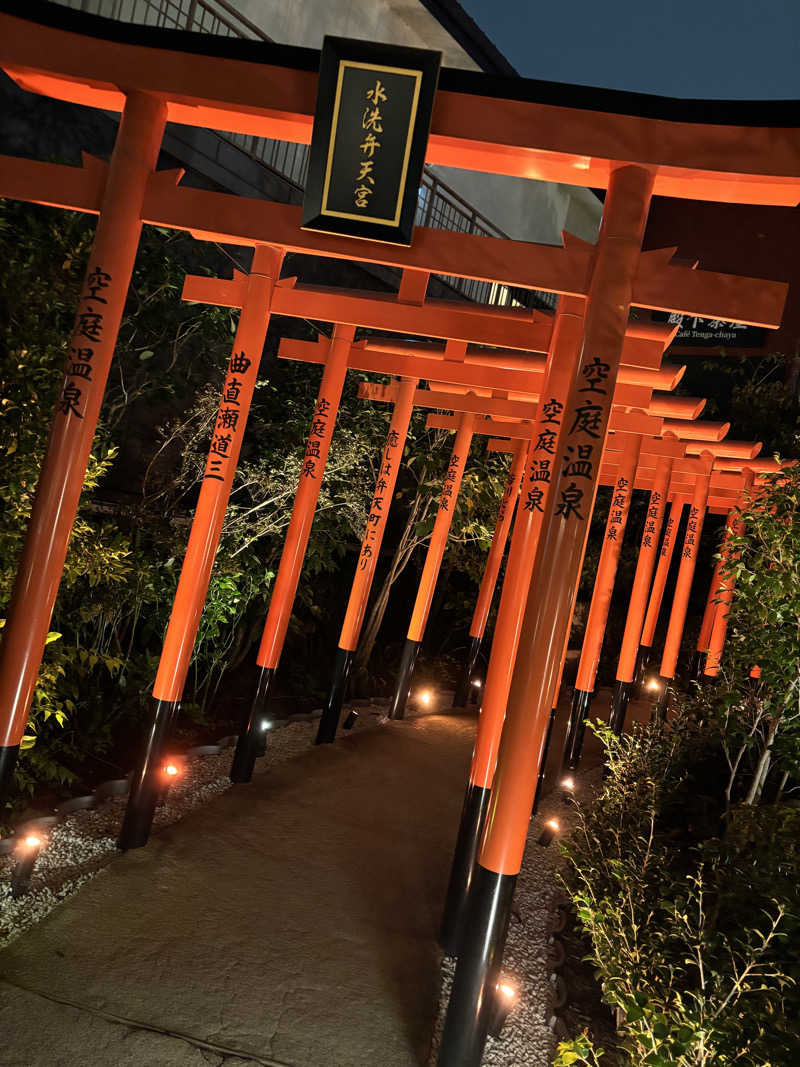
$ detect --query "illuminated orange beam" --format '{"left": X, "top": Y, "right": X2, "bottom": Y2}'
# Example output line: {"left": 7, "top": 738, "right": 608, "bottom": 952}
{"left": 281, "top": 342, "right": 705, "bottom": 421}
{"left": 427, "top": 409, "right": 663, "bottom": 438}
{"left": 366, "top": 383, "right": 659, "bottom": 421}
{"left": 3, "top": 12, "right": 800, "bottom": 205}
{"left": 0, "top": 150, "right": 789, "bottom": 325}
{"left": 363, "top": 340, "right": 686, "bottom": 387}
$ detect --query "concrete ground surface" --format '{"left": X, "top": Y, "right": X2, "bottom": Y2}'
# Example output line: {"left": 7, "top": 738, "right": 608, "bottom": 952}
{"left": 0, "top": 712, "right": 475, "bottom": 1067}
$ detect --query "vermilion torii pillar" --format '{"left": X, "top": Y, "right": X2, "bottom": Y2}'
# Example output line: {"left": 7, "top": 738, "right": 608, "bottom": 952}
{"left": 453, "top": 439, "right": 528, "bottom": 708}
{"left": 388, "top": 412, "right": 476, "bottom": 721}
{"left": 440, "top": 163, "right": 656, "bottom": 1065}
{"left": 315, "top": 377, "right": 417, "bottom": 744}
{"left": 704, "top": 470, "right": 755, "bottom": 679}
{"left": 118, "top": 245, "right": 283, "bottom": 849}
{"left": 561, "top": 431, "right": 642, "bottom": 770}
{"left": 230, "top": 324, "right": 355, "bottom": 782}
{"left": 692, "top": 523, "right": 731, "bottom": 681}
{"left": 610, "top": 451, "right": 675, "bottom": 732}
{"left": 637, "top": 499, "right": 685, "bottom": 690}
{"left": 0, "top": 91, "right": 167, "bottom": 798}
{"left": 653, "top": 454, "right": 714, "bottom": 719}
{"left": 440, "top": 296, "right": 586, "bottom": 955}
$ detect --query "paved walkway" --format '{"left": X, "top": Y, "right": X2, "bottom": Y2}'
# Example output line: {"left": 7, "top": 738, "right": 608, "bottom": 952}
{"left": 0, "top": 712, "right": 475, "bottom": 1067}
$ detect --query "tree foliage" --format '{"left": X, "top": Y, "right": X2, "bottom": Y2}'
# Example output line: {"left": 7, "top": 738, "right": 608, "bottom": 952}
{"left": 558, "top": 469, "right": 800, "bottom": 1066}
{"left": 1, "top": 199, "right": 510, "bottom": 800}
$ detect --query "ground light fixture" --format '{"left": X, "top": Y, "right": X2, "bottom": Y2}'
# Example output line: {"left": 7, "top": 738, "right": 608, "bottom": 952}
{"left": 647, "top": 677, "right": 661, "bottom": 693}
{"left": 538, "top": 818, "right": 560, "bottom": 847}
{"left": 11, "top": 833, "right": 44, "bottom": 898}
{"left": 487, "top": 981, "right": 517, "bottom": 1037}
{"left": 418, "top": 689, "right": 433, "bottom": 708}
{"left": 471, "top": 679, "right": 482, "bottom": 688}
{"left": 560, "top": 775, "right": 576, "bottom": 802}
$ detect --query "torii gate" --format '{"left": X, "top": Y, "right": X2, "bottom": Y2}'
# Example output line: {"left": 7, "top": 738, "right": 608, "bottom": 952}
{"left": 0, "top": 7, "right": 795, "bottom": 1066}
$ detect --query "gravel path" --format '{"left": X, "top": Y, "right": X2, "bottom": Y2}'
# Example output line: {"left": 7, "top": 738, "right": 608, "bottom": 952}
{"left": 1, "top": 701, "right": 396, "bottom": 950}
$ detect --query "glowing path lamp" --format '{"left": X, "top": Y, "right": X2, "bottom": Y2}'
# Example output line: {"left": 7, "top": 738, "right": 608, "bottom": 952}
{"left": 11, "top": 834, "right": 44, "bottom": 898}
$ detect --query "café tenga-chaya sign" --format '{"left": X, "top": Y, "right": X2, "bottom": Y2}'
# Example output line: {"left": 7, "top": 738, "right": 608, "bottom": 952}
{"left": 653, "top": 311, "right": 766, "bottom": 348}
{"left": 302, "top": 37, "right": 441, "bottom": 246}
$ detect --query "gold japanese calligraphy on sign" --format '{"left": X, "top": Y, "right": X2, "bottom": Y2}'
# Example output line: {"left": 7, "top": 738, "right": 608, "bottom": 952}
{"left": 303, "top": 38, "right": 440, "bottom": 246}
{"left": 321, "top": 61, "right": 422, "bottom": 228}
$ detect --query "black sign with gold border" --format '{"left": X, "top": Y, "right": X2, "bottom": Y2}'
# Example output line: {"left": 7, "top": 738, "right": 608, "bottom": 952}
{"left": 302, "top": 37, "right": 441, "bottom": 246}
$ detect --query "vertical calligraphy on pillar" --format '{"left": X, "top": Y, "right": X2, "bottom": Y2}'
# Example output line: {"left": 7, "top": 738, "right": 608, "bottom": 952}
{"left": 642, "top": 490, "right": 663, "bottom": 549}
{"left": 605, "top": 474, "right": 631, "bottom": 542}
{"left": 440, "top": 451, "right": 461, "bottom": 512}
{"left": 555, "top": 355, "right": 611, "bottom": 521}
{"left": 301, "top": 396, "right": 334, "bottom": 481}
{"left": 683, "top": 505, "right": 700, "bottom": 559}
{"left": 358, "top": 426, "right": 402, "bottom": 572}
{"left": 661, "top": 513, "right": 676, "bottom": 556}
{"left": 204, "top": 350, "right": 254, "bottom": 482}
{"left": 522, "top": 396, "right": 564, "bottom": 514}
{"left": 57, "top": 267, "right": 113, "bottom": 420}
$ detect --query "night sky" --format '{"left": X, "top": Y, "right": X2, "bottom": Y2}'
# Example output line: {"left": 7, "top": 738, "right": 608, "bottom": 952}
{"left": 460, "top": 0, "right": 800, "bottom": 100}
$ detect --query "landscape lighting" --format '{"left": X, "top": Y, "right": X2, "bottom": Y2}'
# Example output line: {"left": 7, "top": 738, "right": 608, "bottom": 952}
{"left": 647, "top": 678, "right": 661, "bottom": 693}
{"left": 12, "top": 833, "right": 44, "bottom": 898}
{"left": 538, "top": 818, "right": 560, "bottom": 847}
{"left": 419, "top": 689, "right": 432, "bottom": 707}
{"left": 488, "top": 981, "right": 517, "bottom": 1036}
{"left": 471, "top": 679, "right": 482, "bottom": 688}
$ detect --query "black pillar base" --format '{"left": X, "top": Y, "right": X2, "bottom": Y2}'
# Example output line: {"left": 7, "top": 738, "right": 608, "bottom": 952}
{"left": 438, "top": 864, "right": 517, "bottom": 1067}
{"left": 440, "top": 783, "right": 491, "bottom": 957}
{"left": 453, "top": 636, "right": 482, "bottom": 709}
{"left": 0, "top": 744, "right": 20, "bottom": 802}
{"left": 690, "top": 649, "right": 707, "bottom": 683}
{"left": 634, "top": 645, "right": 652, "bottom": 696}
{"left": 562, "top": 688, "right": 592, "bottom": 770}
{"left": 387, "top": 638, "right": 420, "bottom": 721}
{"left": 118, "top": 698, "right": 179, "bottom": 850}
{"left": 229, "top": 666, "right": 274, "bottom": 783}
{"left": 609, "top": 679, "right": 633, "bottom": 736}
{"left": 315, "top": 647, "right": 354, "bottom": 745}
{"left": 652, "top": 674, "right": 672, "bottom": 724}
{"left": 532, "top": 706, "right": 557, "bottom": 815}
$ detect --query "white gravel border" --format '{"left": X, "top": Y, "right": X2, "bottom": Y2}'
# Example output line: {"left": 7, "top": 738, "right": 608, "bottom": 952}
{"left": 429, "top": 776, "right": 589, "bottom": 1066}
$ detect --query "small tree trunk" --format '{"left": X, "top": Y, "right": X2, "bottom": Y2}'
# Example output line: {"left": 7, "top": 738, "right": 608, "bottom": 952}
{"left": 774, "top": 770, "right": 790, "bottom": 804}
{"left": 746, "top": 716, "right": 779, "bottom": 805}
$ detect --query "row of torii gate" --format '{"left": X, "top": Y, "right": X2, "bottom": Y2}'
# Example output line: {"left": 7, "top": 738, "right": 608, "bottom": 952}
{"left": 0, "top": 4, "right": 796, "bottom": 1064}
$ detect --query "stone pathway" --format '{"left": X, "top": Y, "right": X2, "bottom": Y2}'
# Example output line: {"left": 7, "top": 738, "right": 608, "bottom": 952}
{"left": 0, "top": 712, "right": 475, "bottom": 1067}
